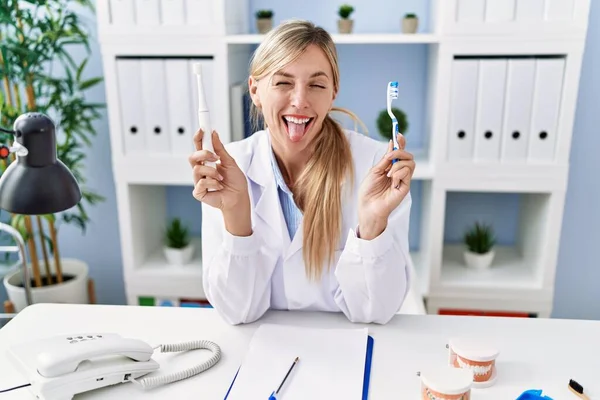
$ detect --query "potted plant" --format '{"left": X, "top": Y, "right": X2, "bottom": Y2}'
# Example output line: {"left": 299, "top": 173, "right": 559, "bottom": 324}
{"left": 1, "top": 0, "right": 105, "bottom": 312}
{"left": 163, "top": 218, "right": 194, "bottom": 266}
{"left": 255, "top": 10, "right": 274, "bottom": 34}
{"left": 402, "top": 13, "right": 419, "bottom": 34}
{"left": 376, "top": 107, "right": 408, "bottom": 141}
{"left": 338, "top": 4, "right": 355, "bottom": 34}
{"left": 463, "top": 222, "right": 496, "bottom": 269}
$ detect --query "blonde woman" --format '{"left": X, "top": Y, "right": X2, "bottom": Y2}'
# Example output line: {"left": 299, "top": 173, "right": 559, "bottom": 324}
{"left": 190, "top": 19, "right": 415, "bottom": 325}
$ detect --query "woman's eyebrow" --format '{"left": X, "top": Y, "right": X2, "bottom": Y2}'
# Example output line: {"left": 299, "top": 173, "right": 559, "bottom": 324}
{"left": 274, "top": 71, "right": 329, "bottom": 78}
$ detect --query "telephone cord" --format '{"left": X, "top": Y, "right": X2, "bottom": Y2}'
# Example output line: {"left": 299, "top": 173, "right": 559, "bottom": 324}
{"left": 128, "top": 339, "right": 221, "bottom": 390}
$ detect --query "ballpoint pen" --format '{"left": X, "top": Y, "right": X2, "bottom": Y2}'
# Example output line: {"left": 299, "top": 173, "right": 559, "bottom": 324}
{"left": 269, "top": 357, "right": 299, "bottom": 399}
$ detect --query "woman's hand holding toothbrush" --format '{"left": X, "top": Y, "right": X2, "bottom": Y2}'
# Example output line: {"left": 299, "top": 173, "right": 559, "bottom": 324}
{"left": 190, "top": 129, "right": 252, "bottom": 237}
{"left": 357, "top": 132, "right": 414, "bottom": 240}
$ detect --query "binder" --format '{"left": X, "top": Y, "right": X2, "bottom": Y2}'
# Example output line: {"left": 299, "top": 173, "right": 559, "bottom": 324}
{"left": 223, "top": 325, "right": 373, "bottom": 400}
{"left": 473, "top": 59, "right": 506, "bottom": 163}
{"left": 545, "top": 0, "right": 575, "bottom": 21}
{"left": 185, "top": 0, "right": 215, "bottom": 28}
{"left": 140, "top": 59, "right": 171, "bottom": 154}
{"left": 527, "top": 58, "right": 565, "bottom": 163}
{"left": 116, "top": 59, "right": 146, "bottom": 154}
{"left": 447, "top": 59, "right": 479, "bottom": 162}
{"left": 456, "top": 0, "right": 485, "bottom": 23}
{"left": 160, "top": 0, "right": 186, "bottom": 25}
{"left": 134, "top": 0, "right": 161, "bottom": 25}
{"left": 165, "top": 59, "right": 195, "bottom": 154}
{"left": 500, "top": 59, "right": 536, "bottom": 163}
{"left": 485, "top": 0, "right": 515, "bottom": 23}
{"left": 516, "top": 0, "right": 545, "bottom": 22}
{"left": 108, "top": 0, "right": 136, "bottom": 26}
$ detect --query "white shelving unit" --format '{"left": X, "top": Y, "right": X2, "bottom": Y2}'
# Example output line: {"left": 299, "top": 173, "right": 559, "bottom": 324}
{"left": 96, "top": 0, "right": 590, "bottom": 316}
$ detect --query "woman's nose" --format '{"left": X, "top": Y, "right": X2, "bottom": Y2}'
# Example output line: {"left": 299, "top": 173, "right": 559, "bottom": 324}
{"left": 291, "top": 86, "right": 309, "bottom": 109}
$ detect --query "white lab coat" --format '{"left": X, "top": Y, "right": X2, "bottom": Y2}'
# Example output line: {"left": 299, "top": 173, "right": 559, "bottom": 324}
{"left": 201, "top": 129, "right": 412, "bottom": 325}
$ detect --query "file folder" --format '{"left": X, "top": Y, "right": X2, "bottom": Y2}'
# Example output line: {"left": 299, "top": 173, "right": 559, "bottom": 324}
{"left": 528, "top": 58, "right": 565, "bottom": 162}
{"left": 108, "top": 0, "right": 135, "bottom": 26}
{"left": 500, "top": 59, "right": 535, "bottom": 163}
{"left": 160, "top": 0, "right": 186, "bottom": 25}
{"left": 134, "top": 0, "right": 161, "bottom": 25}
{"left": 140, "top": 59, "right": 171, "bottom": 154}
{"left": 448, "top": 59, "right": 479, "bottom": 161}
{"left": 116, "top": 59, "right": 146, "bottom": 154}
{"left": 516, "top": 0, "right": 545, "bottom": 22}
{"left": 165, "top": 59, "right": 195, "bottom": 154}
{"left": 224, "top": 325, "right": 373, "bottom": 400}
{"left": 473, "top": 59, "right": 506, "bottom": 163}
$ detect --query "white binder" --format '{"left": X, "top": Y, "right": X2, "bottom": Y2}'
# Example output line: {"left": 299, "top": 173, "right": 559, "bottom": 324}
{"left": 455, "top": 0, "right": 485, "bottom": 22}
{"left": 485, "top": 0, "right": 516, "bottom": 22}
{"left": 185, "top": 0, "right": 215, "bottom": 27}
{"left": 545, "top": 0, "right": 575, "bottom": 21}
{"left": 189, "top": 58, "right": 215, "bottom": 136}
{"left": 140, "top": 59, "right": 171, "bottom": 154}
{"left": 447, "top": 59, "right": 479, "bottom": 162}
{"left": 116, "top": 59, "right": 146, "bottom": 154}
{"left": 165, "top": 59, "right": 195, "bottom": 154}
{"left": 160, "top": 0, "right": 186, "bottom": 25}
{"left": 134, "top": 0, "right": 161, "bottom": 25}
{"left": 528, "top": 58, "right": 565, "bottom": 163}
{"left": 516, "top": 0, "right": 545, "bottom": 22}
{"left": 500, "top": 59, "right": 536, "bottom": 163}
{"left": 473, "top": 59, "right": 507, "bottom": 163}
{"left": 108, "top": 0, "right": 136, "bottom": 26}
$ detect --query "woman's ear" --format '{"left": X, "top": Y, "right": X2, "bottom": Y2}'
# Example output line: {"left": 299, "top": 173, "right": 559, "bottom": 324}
{"left": 248, "top": 76, "right": 261, "bottom": 109}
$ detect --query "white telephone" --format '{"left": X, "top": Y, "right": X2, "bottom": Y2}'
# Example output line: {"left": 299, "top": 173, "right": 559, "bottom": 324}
{"left": 7, "top": 332, "right": 221, "bottom": 400}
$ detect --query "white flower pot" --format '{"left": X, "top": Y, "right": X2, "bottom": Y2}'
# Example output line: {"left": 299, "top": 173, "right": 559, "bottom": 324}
{"left": 164, "top": 244, "right": 194, "bottom": 266}
{"left": 338, "top": 19, "right": 353, "bottom": 34}
{"left": 3, "top": 258, "right": 89, "bottom": 313}
{"left": 256, "top": 18, "right": 273, "bottom": 34}
{"left": 402, "top": 17, "right": 419, "bottom": 33}
{"left": 463, "top": 250, "right": 495, "bottom": 270}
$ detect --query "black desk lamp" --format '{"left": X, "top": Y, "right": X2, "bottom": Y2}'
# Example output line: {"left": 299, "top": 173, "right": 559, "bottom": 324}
{"left": 0, "top": 112, "right": 81, "bottom": 307}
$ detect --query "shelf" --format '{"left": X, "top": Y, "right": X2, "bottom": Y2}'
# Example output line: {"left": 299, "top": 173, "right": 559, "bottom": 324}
{"left": 127, "top": 237, "right": 205, "bottom": 299}
{"left": 436, "top": 162, "right": 569, "bottom": 192}
{"left": 439, "top": 244, "right": 541, "bottom": 290}
{"left": 226, "top": 33, "right": 441, "bottom": 44}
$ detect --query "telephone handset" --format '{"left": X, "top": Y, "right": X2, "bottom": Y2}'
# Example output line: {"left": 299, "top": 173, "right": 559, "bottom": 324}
{"left": 36, "top": 334, "right": 154, "bottom": 378}
{"left": 8, "top": 332, "right": 221, "bottom": 400}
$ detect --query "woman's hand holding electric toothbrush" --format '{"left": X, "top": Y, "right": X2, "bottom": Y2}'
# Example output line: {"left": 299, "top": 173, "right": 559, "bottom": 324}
{"left": 190, "top": 129, "right": 252, "bottom": 237}
{"left": 357, "top": 133, "right": 414, "bottom": 240}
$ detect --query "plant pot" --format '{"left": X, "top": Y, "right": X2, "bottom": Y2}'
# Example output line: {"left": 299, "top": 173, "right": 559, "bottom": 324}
{"left": 338, "top": 19, "right": 353, "bottom": 34}
{"left": 463, "top": 250, "right": 495, "bottom": 270}
{"left": 402, "top": 17, "right": 419, "bottom": 33}
{"left": 164, "top": 244, "right": 194, "bottom": 266}
{"left": 256, "top": 18, "right": 273, "bottom": 34}
{"left": 3, "top": 258, "right": 89, "bottom": 313}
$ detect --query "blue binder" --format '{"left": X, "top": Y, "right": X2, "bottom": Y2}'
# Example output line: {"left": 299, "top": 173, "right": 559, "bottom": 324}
{"left": 224, "top": 335, "right": 375, "bottom": 399}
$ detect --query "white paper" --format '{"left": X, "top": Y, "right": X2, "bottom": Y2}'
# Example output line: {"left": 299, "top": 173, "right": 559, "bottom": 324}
{"left": 225, "top": 324, "right": 369, "bottom": 400}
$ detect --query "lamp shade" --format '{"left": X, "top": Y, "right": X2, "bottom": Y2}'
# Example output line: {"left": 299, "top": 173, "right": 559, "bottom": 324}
{"left": 0, "top": 112, "right": 81, "bottom": 215}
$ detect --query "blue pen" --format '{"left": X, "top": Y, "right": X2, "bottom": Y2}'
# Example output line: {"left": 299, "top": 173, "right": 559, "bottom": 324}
{"left": 269, "top": 357, "right": 299, "bottom": 399}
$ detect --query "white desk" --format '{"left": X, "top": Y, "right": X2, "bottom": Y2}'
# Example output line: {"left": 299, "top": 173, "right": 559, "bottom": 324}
{"left": 0, "top": 304, "right": 599, "bottom": 399}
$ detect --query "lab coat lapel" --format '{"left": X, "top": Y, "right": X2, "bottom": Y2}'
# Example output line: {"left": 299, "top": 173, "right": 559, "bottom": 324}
{"left": 246, "top": 132, "right": 291, "bottom": 250}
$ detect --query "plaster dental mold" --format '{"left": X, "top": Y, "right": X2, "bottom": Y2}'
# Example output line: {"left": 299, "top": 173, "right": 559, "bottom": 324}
{"left": 420, "top": 366, "right": 473, "bottom": 400}
{"left": 448, "top": 337, "right": 499, "bottom": 388}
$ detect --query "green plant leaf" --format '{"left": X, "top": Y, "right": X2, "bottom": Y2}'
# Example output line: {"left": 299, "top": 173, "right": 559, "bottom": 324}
{"left": 463, "top": 221, "right": 496, "bottom": 254}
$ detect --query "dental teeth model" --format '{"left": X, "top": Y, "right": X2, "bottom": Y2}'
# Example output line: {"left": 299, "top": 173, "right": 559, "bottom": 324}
{"left": 447, "top": 337, "right": 500, "bottom": 388}
{"left": 419, "top": 366, "right": 473, "bottom": 400}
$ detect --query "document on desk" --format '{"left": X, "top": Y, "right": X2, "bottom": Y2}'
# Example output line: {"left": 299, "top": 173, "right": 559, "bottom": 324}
{"left": 224, "top": 324, "right": 370, "bottom": 400}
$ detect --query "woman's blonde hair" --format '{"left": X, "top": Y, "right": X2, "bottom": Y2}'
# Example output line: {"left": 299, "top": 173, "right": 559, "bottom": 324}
{"left": 249, "top": 19, "right": 367, "bottom": 280}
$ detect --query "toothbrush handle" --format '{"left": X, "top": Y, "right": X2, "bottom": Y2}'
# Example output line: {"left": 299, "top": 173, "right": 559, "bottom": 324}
{"left": 392, "top": 121, "right": 399, "bottom": 164}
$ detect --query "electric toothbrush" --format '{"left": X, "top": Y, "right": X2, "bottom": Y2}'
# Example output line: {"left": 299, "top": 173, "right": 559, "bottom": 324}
{"left": 386, "top": 81, "right": 400, "bottom": 164}
{"left": 193, "top": 63, "right": 216, "bottom": 169}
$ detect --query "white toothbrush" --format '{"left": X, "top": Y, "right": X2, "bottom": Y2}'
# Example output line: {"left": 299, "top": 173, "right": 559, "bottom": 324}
{"left": 193, "top": 63, "right": 216, "bottom": 169}
{"left": 386, "top": 81, "right": 400, "bottom": 164}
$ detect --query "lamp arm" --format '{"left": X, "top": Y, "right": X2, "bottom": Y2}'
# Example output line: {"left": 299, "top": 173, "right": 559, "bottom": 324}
{"left": 0, "top": 221, "right": 32, "bottom": 306}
